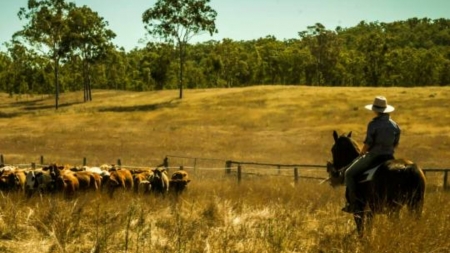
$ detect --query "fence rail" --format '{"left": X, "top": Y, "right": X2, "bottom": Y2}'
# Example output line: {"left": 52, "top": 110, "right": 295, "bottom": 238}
{"left": 226, "top": 160, "right": 449, "bottom": 189}
{"left": 1, "top": 154, "right": 449, "bottom": 189}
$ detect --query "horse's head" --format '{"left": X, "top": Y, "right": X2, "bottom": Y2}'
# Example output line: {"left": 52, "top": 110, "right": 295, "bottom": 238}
{"left": 325, "top": 130, "right": 361, "bottom": 186}
{"left": 324, "top": 160, "right": 344, "bottom": 187}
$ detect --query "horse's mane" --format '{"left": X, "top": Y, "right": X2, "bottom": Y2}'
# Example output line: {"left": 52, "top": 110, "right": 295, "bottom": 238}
{"left": 343, "top": 135, "right": 361, "bottom": 153}
{"left": 332, "top": 133, "right": 361, "bottom": 170}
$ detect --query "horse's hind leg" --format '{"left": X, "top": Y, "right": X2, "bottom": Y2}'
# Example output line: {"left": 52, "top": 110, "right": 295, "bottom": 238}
{"left": 407, "top": 186, "right": 425, "bottom": 219}
{"left": 365, "top": 211, "right": 374, "bottom": 234}
{"left": 407, "top": 198, "right": 424, "bottom": 219}
{"left": 353, "top": 212, "right": 365, "bottom": 237}
{"left": 406, "top": 164, "right": 426, "bottom": 219}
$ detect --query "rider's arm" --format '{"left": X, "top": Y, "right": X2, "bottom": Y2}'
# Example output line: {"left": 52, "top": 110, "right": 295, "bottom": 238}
{"left": 360, "top": 143, "right": 370, "bottom": 156}
{"left": 362, "top": 119, "right": 375, "bottom": 156}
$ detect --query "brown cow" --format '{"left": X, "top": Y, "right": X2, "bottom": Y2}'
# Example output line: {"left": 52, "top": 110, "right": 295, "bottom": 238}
{"left": 12, "top": 170, "right": 27, "bottom": 192}
{"left": 132, "top": 170, "right": 153, "bottom": 194}
{"left": 107, "top": 169, "right": 134, "bottom": 197}
{"left": 55, "top": 171, "right": 80, "bottom": 197}
{"left": 0, "top": 169, "right": 15, "bottom": 192}
{"left": 73, "top": 171, "right": 101, "bottom": 191}
{"left": 0, "top": 168, "right": 26, "bottom": 192}
{"left": 42, "top": 163, "right": 69, "bottom": 177}
{"left": 169, "top": 170, "right": 191, "bottom": 195}
{"left": 75, "top": 165, "right": 111, "bottom": 189}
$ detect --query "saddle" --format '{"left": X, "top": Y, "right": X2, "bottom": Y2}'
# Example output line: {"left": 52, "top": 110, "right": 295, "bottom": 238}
{"left": 356, "top": 154, "right": 394, "bottom": 183}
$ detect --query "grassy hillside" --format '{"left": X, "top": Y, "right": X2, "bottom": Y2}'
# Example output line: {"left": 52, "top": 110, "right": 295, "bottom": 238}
{"left": 1, "top": 86, "right": 449, "bottom": 168}
{"left": 1, "top": 86, "right": 450, "bottom": 253}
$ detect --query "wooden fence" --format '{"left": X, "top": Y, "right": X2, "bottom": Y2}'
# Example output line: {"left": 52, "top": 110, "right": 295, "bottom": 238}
{"left": 0, "top": 154, "right": 124, "bottom": 169}
{"left": 225, "top": 160, "right": 328, "bottom": 183}
{"left": 225, "top": 160, "right": 450, "bottom": 189}
{"left": 1, "top": 154, "right": 449, "bottom": 189}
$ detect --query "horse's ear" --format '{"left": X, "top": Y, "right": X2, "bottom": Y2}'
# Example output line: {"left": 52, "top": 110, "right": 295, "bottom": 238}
{"left": 347, "top": 131, "right": 352, "bottom": 138}
{"left": 333, "top": 130, "right": 338, "bottom": 142}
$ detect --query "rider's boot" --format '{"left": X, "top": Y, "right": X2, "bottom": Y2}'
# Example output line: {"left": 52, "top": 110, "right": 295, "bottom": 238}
{"left": 342, "top": 191, "right": 361, "bottom": 213}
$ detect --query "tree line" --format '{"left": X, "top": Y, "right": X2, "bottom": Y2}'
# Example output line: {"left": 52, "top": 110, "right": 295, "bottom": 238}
{"left": 1, "top": 1, "right": 450, "bottom": 106}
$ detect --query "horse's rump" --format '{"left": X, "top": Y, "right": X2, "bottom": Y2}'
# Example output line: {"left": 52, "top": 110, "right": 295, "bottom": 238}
{"left": 359, "top": 158, "right": 426, "bottom": 213}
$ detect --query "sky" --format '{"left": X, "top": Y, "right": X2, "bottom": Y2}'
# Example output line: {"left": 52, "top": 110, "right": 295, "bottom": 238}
{"left": 1, "top": 0, "right": 450, "bottom": 52}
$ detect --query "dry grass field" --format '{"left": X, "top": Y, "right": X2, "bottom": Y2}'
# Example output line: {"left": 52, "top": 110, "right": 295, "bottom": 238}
{"left": 1, "top": 86, "right": 450, "bottom": 252}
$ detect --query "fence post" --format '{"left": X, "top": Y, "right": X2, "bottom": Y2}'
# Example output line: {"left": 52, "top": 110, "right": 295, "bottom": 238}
{"left": 193, "top": 158, "right": 197, "bottom": 174}
{"left": 225, "top": 160, "right": 232, "bottom": 174}
{"left": 163, "top": 156, "right": 169, "bottom": 168}
{"left": 0, "top": 154, "right": 4, "bottom": 165}
{"left": 179, "top": 166, "right": 184, "bottom": 170}
{"left": 237, "top": 165, "right": 242, "bottom": 184}
{"left": 294, "top": 167, "right": 299, "bottom": 185}
{"left": 444, "top": 170, "right": 448, "bottom": 190}
{"left": 31, "top": 162, "right": 36, "bottom": 169}
{"left": 83, "top": 157, "right": 87, "bottom": 166}
{"left": 117, "top": 159, "right": 122, "bottom": 168}
{"left": 40, "top": 155, "right": 44, "bottom": 165}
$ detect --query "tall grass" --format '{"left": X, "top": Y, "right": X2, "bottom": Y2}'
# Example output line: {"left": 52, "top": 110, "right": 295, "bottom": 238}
{"left": 1, "top": 178, "right": 449, "bottom": 252}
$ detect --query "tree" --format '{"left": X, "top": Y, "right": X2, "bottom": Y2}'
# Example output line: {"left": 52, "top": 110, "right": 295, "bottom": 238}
{"left": 5, "top": 41, "right": 36, "bottom": 95}
{"left": 254, "top": 36, "right": 284, "bottom": 84}
{"left": 142, "top": 0, "right": 218, "bottom": 98}
{"left": 97, "top": 46, "right": 130, "bottom": 90}
{"left": 65, "top": 5, "right": 116, "bottom": 102}
{"left": 144, "top": 43, "right": 173, "bottom": 90}
{"left": 0, "top": 51, "right": 12, "bottom": 93}
{"left": 196, "top": 40, "right": 223, "bottom": 87}
{"left": 16, "top": 0, "right": 75, "bottom": 109}
{"left": 218, "top": 39, "right": 241, "bottom": 87}
{"left": 355, "top": 22, "right": 388, "bottom": 86}
{"left": 299, "top": 23, "right": 341, "bottom": 85}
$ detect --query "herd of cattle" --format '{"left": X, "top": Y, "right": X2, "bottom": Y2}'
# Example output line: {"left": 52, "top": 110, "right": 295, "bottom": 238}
{"left": 0, "top": 163, "right": 191, "bottom": 198}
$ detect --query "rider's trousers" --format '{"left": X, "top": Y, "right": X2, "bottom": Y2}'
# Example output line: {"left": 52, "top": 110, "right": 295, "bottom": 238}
{"left": 344, "top": 152, "right": 378, "bottom": 197}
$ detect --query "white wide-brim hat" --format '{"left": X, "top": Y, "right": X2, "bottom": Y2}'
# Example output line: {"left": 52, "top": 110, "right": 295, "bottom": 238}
{"left": 365, "top": 96, "right": 395, "bottom": 113}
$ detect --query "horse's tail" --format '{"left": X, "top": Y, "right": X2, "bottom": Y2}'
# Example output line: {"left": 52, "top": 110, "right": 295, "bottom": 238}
{"left": 405, "top": 162, "right": 426, "bottom": 217}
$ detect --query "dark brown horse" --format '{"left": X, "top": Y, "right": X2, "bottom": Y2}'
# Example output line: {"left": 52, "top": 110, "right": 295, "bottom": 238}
{"left": 326, "top": 130, "right": 426, "bottom": 236}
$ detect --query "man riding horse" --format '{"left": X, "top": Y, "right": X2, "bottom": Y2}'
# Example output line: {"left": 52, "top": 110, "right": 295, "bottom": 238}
{"left": 342, "top": 96, "right": 401, "bottom": 213}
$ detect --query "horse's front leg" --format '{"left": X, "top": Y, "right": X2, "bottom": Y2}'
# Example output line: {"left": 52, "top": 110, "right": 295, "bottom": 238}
{"left": 353, "top": 211, "right": 365, "bottom": 237}
{"left": 353, "top": 201, "right": 368, "bottom": 237}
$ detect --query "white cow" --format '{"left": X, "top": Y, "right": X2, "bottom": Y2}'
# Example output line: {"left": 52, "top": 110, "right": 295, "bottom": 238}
{"left": 0, "top": 165, "right": 17, "bottom": 173}
{"left": 84, "top": 166, "right": 110, "bottom": 177}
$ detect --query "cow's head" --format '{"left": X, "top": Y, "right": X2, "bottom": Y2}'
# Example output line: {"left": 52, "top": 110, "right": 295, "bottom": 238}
{"left": 151, "top": 168, "right": 168, "bottom": 189}
{"left": 43, "top": 163, "right": 66, "bottom": 179}
{"left": 151, "top": 168, "right": 166, "bottom": 181}
{"left": 25, "top": 170, "right": 39, "bottom": 193}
